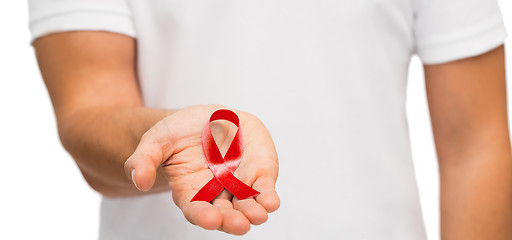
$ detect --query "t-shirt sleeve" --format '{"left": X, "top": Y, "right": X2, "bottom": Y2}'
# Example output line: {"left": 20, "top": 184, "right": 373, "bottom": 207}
{"left": 28, "top": 0, "right": 136, "bottom": 43}
{"left": 414, "top": 0, "right": 507, "bottom": 64}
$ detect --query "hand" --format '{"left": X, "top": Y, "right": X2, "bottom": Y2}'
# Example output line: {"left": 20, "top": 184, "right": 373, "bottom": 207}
{"left": 124, "top": 104, "right": 280, "bottom": 235}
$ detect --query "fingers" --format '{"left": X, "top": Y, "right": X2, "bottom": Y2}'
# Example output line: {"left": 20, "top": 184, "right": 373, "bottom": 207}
{"left": 212, "top": 191, "right": 251, "bottom": 235}
{"left": 180, "top": 189, "right": 252, "bottom": 235}
{"left": 124, "top": 141, "right": 161, "bottom": 191}
{"left": 182, "top": 201, "right": 223, "bottom": 230}
{"left": 232, "top": 196, "right": 268, "bottom": 225}
{"left": 182, "top": 184, "right": 275, "bottom": 235}
{"left": 124, "top": 123, "right": 174, "bottom": 192}
{"left": 252, "top": 176, "right": 280, "bottom": 213}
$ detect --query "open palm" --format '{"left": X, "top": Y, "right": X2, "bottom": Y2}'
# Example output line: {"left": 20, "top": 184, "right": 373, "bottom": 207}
{"left": 124, "top": 105, "right": 280, "bottom": 235}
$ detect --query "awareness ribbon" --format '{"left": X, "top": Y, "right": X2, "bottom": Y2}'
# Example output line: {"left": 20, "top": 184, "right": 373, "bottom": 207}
{"left": 191, "top": 109, "right": 260, "bottom": 202}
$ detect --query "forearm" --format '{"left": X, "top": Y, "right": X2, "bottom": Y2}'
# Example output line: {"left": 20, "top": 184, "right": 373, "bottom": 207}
{"left": 424, "top": 45, "right": 512, "bottom": 239}
{"left": 32, "top": 32, "right": 176, "bottom": 197}
{"left": 59, "top": 106, "right": 176, "bottom": 197}
{"left": 439, "top": 137, "right": 512, "bottom": 239}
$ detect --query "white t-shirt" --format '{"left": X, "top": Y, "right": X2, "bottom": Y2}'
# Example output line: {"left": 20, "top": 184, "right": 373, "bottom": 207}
{"left": 28, "top": 0, "right": 507, "bottom": 239}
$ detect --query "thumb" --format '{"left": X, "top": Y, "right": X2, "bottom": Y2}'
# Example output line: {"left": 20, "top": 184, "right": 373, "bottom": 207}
{"left": 124, "top": 126, "right": 174, "bottom": 192}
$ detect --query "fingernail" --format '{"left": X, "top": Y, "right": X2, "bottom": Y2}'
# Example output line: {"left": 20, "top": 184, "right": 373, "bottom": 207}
{"left": 131, "top": 169, "right": 141, "bottom": 191}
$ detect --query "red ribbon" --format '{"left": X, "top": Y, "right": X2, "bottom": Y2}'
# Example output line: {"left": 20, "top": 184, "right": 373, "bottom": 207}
{"left": 191, "top": 109, "right": 260, "bottom": 202}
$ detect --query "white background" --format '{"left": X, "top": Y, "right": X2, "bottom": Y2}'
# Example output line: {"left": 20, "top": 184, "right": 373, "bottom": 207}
{"left": 0, "top": 1, "right": 510, "bottom": 239}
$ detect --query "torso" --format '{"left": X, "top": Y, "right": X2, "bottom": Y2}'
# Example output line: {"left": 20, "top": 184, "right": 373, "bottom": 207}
{"left": 100, "top": 1, "right": 426, "bottom": 239}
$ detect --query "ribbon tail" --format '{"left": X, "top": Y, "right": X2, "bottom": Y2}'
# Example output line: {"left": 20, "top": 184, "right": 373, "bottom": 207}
{"left": 191, "top": 178, "right": 225, "bottom": 202}
{"left": 221, "top": 174, "right": 260, "bottom": 200}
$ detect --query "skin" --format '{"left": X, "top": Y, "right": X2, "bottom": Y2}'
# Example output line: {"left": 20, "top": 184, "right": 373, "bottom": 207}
{"left": 34, "top": 31, "right": 512, "bottom": 238}
{"left": 424, "top": 45, "right": 512, "bottom": 239}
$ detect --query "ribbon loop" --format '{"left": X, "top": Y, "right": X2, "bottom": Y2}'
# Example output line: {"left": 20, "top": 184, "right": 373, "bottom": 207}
{"left": 191, "top": 109, "right": 260, "bottom": 202}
